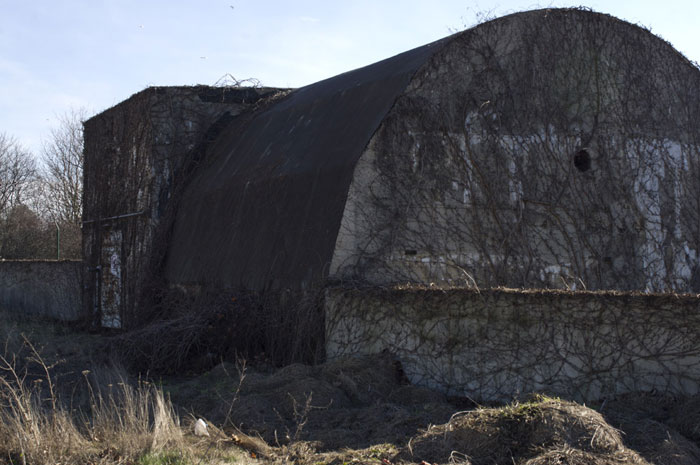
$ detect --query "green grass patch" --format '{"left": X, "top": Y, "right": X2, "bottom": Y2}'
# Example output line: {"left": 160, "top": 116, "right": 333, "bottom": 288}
{"left": 137, "top": 450, "right": 189, "bottom": 465}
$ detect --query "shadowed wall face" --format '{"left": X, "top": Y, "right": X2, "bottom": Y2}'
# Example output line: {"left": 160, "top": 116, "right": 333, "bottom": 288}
{"left": 82, "top": 87, "right": 273, "bottom": 328}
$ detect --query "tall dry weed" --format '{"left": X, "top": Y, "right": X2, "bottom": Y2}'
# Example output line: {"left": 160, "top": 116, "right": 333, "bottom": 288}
{"left": 87, "top": 375, "right": 184, "bottom": 456}
{"left": 0, "top": 338, "right": 90, "bottom": 464}
{"left": 0, "top": 334, "right": 184, "bottom": 465}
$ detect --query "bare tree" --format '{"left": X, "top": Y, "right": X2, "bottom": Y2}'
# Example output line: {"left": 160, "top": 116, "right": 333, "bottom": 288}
{"left": 0, "top": 133, "right": 36, "bottom": 215}
{"left": 39, "top": 109, "right": 86, "bottom": 258}
{"left": 0, "top": 133, "right": 45, "bottom": 258}
{"left": 41, "top": 109, "right": 85, "bottom": 226}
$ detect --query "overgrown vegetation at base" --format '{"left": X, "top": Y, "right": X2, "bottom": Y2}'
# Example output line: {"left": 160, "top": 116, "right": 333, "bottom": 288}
{"left": 3, "top": 313, "right": 700, "bottom": 465}
{"left": 0, "top": 315, "right": 256, "bottom": 465}
{"left": 0, "top": 336, "right": 184, "bottom": 464}
{"left": 112, "top": 287, "right": 325, "bottom": 373}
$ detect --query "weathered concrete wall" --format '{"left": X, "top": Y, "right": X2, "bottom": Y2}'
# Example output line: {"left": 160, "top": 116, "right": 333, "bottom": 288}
{"left": 330, "top": 9, "right": 700, "bottom": 292}
{"left": 326, "top": 286, "right": 700, "bottom": 402}
{"left": 83, "top": 86, "right": 285, "bottom": 328}
{"left": 0, "top": 260, "right": 82, "bottom": 321}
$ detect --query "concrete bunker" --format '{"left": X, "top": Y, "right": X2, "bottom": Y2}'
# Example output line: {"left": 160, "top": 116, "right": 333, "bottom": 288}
{"left": 83, "top": 8, "right": 700, "bottom": 401}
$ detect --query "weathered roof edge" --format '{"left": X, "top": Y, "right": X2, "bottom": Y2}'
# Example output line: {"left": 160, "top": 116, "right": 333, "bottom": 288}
{"left": 84, "top": 85, "right": 288, "bottom": 125}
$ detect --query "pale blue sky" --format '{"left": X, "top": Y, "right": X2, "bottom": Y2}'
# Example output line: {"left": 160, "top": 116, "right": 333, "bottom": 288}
{"left": 1, "top": 0, "right": 699, "bottom": 155}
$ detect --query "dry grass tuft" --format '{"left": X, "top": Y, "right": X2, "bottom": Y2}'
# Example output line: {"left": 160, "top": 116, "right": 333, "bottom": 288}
{"left": 395, "top": 396, "right": 643, "bottom": 465}
{"left": 0, "top": 335, "right": 185, "bottom": 465}
{"left": 86, "top": 377, "right": 185, "bottom": 458}
{"left": 523, "top": 445, "right": 649, "bottom": 464}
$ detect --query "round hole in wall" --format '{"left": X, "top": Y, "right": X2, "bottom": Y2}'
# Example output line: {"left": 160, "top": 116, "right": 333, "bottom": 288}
{"left": 574, "top": 149, "right": 591, "bottom": 172}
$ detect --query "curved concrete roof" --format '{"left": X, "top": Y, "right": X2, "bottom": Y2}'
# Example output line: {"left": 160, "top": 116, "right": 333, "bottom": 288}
{"left": 165, "top": 29, "right": 448, "bottom": 290}
{"left": 164, "top": 8, "right": 700, "bottom": 291}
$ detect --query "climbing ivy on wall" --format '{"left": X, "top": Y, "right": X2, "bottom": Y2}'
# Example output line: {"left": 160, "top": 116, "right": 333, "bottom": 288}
{"left": 336, "top": 9, "right": 700, "bottom": 292}
{"left": 326, "top": 286, "right": 700, "bottom": 401}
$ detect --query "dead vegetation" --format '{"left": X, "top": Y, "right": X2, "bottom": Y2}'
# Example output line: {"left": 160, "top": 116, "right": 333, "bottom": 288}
{"left": 3, "top": 314, "right": 700, "bottom": 465}
{"left": 166, "top": 355, "right": 700, "bottom": 465}
{"left": 110, "top": 287, "right": 325, "bottom": 374}
{"left": 395, "top": 397, "right": 647, "bottom": 464}
{"left": 0, "top": 316, "right": 254, "bottom": 465}
{"left": 0, "top": 330, "right": 189, "bottom": 464}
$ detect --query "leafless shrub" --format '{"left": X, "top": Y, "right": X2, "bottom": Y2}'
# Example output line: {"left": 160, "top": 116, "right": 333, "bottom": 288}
{"left": 289, "top": 392, "right": 315, "bottom": 442}
{"left": 112, "top": 285, "right": 325, "bottom": 374}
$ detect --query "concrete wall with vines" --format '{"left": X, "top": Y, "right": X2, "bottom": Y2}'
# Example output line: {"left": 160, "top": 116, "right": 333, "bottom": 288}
{"left": 83, "top": 87, "right": 273, "bottom": 328}
{"left": 326, "top": 286, "right": 700, "bottom": 402}
{"left": 330, "top": 9, "right": 700, "bottom": 292}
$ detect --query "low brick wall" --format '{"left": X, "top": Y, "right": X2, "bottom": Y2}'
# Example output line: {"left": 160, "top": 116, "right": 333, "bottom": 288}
{"left": 325, "top": 287, "right": 700, "bottom": 402}
{"left": 0, "top": 260, "right": 82, "bottom": 321}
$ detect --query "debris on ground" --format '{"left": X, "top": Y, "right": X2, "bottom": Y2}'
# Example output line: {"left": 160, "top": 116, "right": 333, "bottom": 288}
{"left": 166, "top": 354, "right": 700, "bottom": 465}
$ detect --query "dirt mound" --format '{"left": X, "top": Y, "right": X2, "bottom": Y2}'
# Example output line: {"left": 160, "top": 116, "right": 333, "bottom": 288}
{"left": 164, "top": 355, "right": 700, "bottom": 463}
{"left": 10, "top": 314, "right": 700, "bottom": 465}
{"left": 395, "top": 397, "right": 648, "bottom": 465}
{"left": 667, "top": 394, "right": 700, "bottom": 444}
{"left": 599, "top": 391, "right": 700, "bottom": 464}
{"left": 610, "top": 418, "right": 700, "bottom": 465}
{"left": 523, "top": 447, "right": 648, "bottom": 465}
{"left": 168, "top": 353, "right": 455, "bottom": 450}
